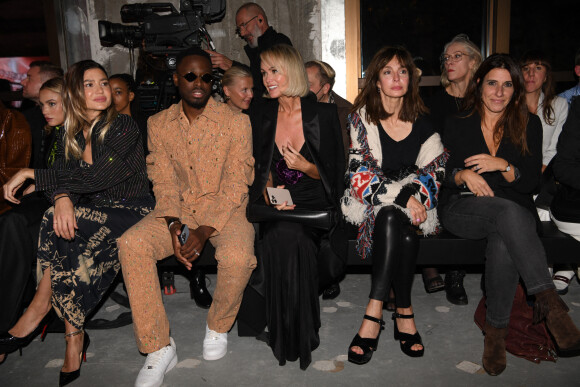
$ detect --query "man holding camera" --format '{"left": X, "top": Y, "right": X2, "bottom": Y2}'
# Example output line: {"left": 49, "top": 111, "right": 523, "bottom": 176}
{"left": 119, "top": 47, "right": 256, "bottom": 387}
{"left": 206, "top": 2, "right": 292, "bottom": 99}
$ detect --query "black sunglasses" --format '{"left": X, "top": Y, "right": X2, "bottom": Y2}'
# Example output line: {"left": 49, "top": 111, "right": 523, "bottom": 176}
{"left": 178, "top": 72, "right": 214, "bottom": 83}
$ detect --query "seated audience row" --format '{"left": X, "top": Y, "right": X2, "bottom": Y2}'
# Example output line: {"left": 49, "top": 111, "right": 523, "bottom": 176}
{"left": 1, "top": 21, "right": 579, "bottom": 387}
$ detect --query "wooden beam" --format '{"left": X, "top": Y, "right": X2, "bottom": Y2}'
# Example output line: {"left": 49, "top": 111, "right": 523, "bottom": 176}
{"left": 345, "top": 0, "right": 361, "bottom": 102}
{"left": 494, "top": 0, "right": 511, "bottom": 53}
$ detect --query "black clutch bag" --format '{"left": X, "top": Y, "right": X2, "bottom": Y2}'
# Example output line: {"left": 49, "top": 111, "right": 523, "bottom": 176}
{"left": 246, "top": 203, "right": 333, "bottom": 230}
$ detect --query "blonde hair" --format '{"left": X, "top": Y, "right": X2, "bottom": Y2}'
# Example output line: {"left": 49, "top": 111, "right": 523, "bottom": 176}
{"left": 39, "top": 77, "right": 65, "bottom": 134}
{"left": 260, "top": 44, "right": 309, "bottom": 98}
{"left": 221, "top": 65, "right": 252, "bottom": 88}
{"left": 62, "top": 60, "right": 117, "bottom": 160}
{"left": 440, "top": 34, "right": 482, "bottom": 88}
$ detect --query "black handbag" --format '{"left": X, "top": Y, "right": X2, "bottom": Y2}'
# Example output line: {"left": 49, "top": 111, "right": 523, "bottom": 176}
{"left": 246, "top": 203, "right": 333, "bottom": 230}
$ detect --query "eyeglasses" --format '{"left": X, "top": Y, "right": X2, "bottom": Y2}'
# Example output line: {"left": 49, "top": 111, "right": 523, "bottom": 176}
{"left": 178, "top": 72, "right": 213, "bottom": 83}
{"left": 235, "top": 15, "right": 258, "bottom": 36}
{"left": 440, "top": 52, "right": 469, "bottom": 64}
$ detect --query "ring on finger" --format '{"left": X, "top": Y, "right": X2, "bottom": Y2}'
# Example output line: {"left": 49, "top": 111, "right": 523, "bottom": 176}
{"left": 194, "top": 249, "right": 200, "bottom": 256}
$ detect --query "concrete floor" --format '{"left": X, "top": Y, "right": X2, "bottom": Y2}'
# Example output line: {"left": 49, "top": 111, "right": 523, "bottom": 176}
{"left": 1, "top": 271, "right": 580, "bottom": 387}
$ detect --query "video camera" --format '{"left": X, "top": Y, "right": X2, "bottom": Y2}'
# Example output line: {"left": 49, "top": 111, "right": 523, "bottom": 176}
{"left": 98, "top": 0, "right": 225, "bottom": 55}
{"left": 98, "top": 0, "right": 226, "bottom": 114}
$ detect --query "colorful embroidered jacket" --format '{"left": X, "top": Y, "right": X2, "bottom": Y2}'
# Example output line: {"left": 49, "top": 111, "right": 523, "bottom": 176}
{"left": 340, "top": 107, "right": 448, "bottom": 258}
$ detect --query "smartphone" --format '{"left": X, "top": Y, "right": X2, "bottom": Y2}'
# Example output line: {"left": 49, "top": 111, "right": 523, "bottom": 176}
{"left": 178, "top": 224, "right": 190, "bottom": 246}
{"left": 266, "top": 187, "right": 294, "bottom": 206}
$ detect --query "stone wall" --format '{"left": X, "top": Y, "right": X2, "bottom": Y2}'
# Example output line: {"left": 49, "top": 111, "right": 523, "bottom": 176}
{"left": 60, "top": 0, "right": 347, "bottom": 98}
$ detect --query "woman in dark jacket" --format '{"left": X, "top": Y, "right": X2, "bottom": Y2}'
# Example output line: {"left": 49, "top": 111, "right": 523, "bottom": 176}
{"left": 1, "top": 60, "right": 154, "bottom": 385}
{"left": 440, "top": 54, "right": 580, "bottom": 376}
{"left": 551, "top": 97, "right": 580, "bottom": 251}
{"left": 243, "top": 44, "right": 345, "bottom": 370}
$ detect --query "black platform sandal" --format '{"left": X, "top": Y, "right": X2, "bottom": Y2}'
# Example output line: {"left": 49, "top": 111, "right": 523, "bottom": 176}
{"left": 347, "top": 314, "right": 385, "bottom": 365}
{"left": 392, "top": 312, "right": 424, "bottom": 358}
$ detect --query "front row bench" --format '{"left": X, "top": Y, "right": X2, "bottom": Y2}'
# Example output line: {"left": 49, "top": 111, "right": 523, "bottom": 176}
{"left": 187, "top": 221, "right": 580, "bottom": 267}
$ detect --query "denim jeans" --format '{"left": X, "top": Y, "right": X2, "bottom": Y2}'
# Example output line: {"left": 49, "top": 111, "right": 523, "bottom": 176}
{"left": 440, "top": 196, "right": 554, "bottom": 328}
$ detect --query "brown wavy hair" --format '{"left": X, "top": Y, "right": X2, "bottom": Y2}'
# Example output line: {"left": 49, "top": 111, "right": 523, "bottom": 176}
{"left": 62, "top": 60, "right": 117, "bottom": 160}
{"left": 352, "top": 46, "right": 427, "bottom": 125}
{"left": 464, "top": 54, "right": 529, "bottom": 153}
{"left": 520, "top": 50, "right": 556, "bottom": 125}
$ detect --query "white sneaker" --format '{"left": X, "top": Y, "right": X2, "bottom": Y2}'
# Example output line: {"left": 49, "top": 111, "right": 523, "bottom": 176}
{"left": 203, "top": 324, "right": 227, "bottom": 360}
{"left": 135, "top": 337, "right": 178, "bottom": 387}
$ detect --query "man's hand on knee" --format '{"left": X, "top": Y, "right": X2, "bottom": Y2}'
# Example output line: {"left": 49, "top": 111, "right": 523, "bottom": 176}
{"left": 170, "top": 223, "right": 215, "bottom": 270}
{"left": 181, "top": 225, "right": 215, "bottom": 261}
{"left": 168, "top": 220, "right": 191, "bottom": 269}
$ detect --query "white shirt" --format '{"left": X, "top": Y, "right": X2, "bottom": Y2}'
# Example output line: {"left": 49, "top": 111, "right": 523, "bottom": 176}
{"left": 538, "top": 93, "right": 569, "bottom": 166}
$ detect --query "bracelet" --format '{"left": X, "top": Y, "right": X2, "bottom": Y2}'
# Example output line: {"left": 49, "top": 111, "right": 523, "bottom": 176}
{"left": 168, "top": 220, "right": 180, "bottom": 231}
{"left": 54, "top": 195, "right": 69, "bottom": 202}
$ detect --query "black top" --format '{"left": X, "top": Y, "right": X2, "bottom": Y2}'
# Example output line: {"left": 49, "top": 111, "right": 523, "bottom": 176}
{"left": 553, "top": 97, "right": 580, "bottom": 190}
{"left": 132, "top": 112, "right": 149, "bottom": 155}
{"left": 440, "top": 110, "right": 543, "bottom": 217}
{"left": 22, "top": 105, "right": 53, "bottom": 169}
{"left": 249, "top": 95, "right": 344, "bottom": 208}
{"left": 271, "top": 145, "right": 330, "bottom": 210}
{"left": 551, "top": 98, "right": 580, "bottom": 222}
{"left": 378, "top": 116, "right": 434, "bottom": 174}
{"left": 235, "top": 27, "right": 292, "bottom": 100}
{"left": 35, "top": 113, "right": 153, "bottom": 206}
{"left": 250, "top": 95, "right": 347, "bottom": 258}
{"left": 426, "top": 88, "right": 464, "bottom": 136}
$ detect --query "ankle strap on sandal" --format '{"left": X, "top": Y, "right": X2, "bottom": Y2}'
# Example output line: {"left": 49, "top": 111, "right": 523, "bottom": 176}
{"left": 363, "top": 314, "right": 385, "bottom": 326}
{"left": 392, "top": 312, "right": 415, "bottom": 319}
{"left": 64, "top": 330, "right": 83, "bottom": 338}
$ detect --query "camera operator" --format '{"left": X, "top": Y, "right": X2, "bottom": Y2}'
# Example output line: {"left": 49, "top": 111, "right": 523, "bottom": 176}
{"left": 205, "top": 2, "right": 292, "bottom": 99}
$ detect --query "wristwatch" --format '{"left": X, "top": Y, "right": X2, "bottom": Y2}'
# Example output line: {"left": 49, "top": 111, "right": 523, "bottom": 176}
{"left": 504, "top": 162, "right": 511, "bottom": 172}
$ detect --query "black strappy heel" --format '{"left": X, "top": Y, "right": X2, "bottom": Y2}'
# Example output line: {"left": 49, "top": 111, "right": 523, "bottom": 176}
{"left": 392, "top": 312, "right": 424, "bottom": 357}
{"left": 347, "top": 314, "right": 385, "bottom": 365}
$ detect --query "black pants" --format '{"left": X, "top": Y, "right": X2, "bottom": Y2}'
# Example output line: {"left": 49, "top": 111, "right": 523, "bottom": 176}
{"left": 0, "top": 193, "right": 49, "bottom": 332}
{"left": 369, "top": 206, "right": 419, "bottom": 308}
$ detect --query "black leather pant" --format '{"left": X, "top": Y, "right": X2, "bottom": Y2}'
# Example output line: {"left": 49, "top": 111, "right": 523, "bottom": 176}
{"left": 369, "top": 206, "right": 419, "bottom": 308}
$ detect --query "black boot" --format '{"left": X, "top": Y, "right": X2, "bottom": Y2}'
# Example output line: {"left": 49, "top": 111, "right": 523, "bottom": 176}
{"left": 322, "top": 283, "right": 341, "bottom": 300}
{"left": 190, "top": 268, "right": 212, "bottom": 309}
{"left": 444, "top": 270, "right": 468, "bottom": 305}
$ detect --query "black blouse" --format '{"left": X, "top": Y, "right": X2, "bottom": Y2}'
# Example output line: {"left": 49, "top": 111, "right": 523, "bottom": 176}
{"left": 378, "top": 116, "right": 434, "bottom": 175}
{"left": 35, "top": 114, "right": 152, "bottom": 206}
{"left": 426, "top": 87, "right": 464, "bottom": 136}
{"left": 440, "top": 110, "right": 543, "bottom": 216}
{"left": 271, "top": 144, "right": 330, "bottom": 210}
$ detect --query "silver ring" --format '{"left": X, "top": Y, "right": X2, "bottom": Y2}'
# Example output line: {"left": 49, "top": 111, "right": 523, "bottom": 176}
{"left": 194, "top": 249, "right": 200, "bottom": 256}
{"left": 474, "top": 166, "right": 480, "bottom": 171}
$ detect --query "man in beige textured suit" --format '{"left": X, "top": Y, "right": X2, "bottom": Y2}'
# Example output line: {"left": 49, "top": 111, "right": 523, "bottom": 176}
{"left": 118, "top": 47, "right": 256, "bottom": 387}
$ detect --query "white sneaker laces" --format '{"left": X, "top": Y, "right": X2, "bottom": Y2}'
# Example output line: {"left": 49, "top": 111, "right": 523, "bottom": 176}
{"left": 144, "top": 345, "right": 170, "bottom": 369}
{"left": 206, "top": 330, "right": 223, "bottom": 341}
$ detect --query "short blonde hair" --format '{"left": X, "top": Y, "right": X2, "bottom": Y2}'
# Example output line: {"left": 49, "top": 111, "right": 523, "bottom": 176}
{"left": 260, "top": 44, "right": 309, "bottom": 98}
{"left": 221, "top": 65, "right": 252, "bottom": 88}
